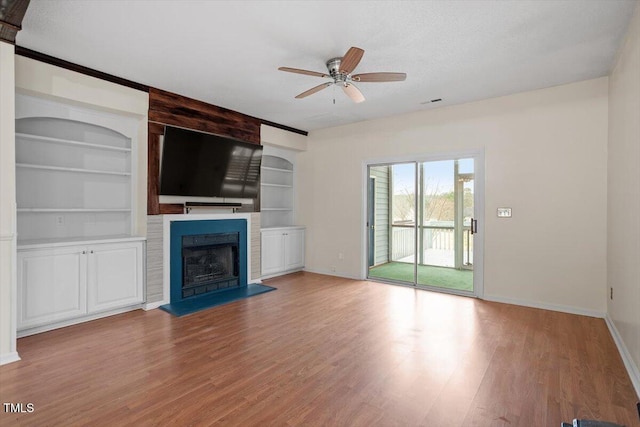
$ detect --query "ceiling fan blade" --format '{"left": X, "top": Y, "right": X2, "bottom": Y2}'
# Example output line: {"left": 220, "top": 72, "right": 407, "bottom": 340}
{"left": 295, "top": 82, "right": 333, "bottom": 99}
{"left": 339, "top": 47, "right": 365, "bottom": 74}
{"left": 352, "top": 72, "right": 407, "bottom": 82}
{"left": 342, "top": 83, "right": 365, "bottom": 103}
{"left": 278, "top": 67, "right": 329, "bottom": 78}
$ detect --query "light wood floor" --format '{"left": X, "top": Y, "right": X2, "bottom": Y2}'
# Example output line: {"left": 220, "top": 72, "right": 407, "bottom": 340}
{"left": 1, "top": 272, "right": 638, "bottom": 426}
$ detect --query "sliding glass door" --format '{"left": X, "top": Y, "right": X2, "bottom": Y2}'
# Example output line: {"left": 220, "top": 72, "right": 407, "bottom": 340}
{"left": 367, "top": 155, "right": 480, "bottom": 296}
{"left": 368, "top": 163, "right": 416, "bottom": 284}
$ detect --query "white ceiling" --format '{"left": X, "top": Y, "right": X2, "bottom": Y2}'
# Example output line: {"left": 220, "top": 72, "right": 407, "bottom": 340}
{"left": 17, "top": 0, "right": 637, "bottom": 132}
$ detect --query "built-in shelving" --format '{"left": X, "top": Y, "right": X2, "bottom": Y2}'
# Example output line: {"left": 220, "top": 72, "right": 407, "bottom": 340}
{"left": 261, "top": 183, "right": 293, "bottom": 188}
{"left": 16, "top": 132, "right": 132, "bottom": 152}
{"left": 17, "top": 208, "right": 132, "bottom": 213}
{"left": 16, "top": 163, "right": 132, "bottom": 176}
{"left": 16, "top": 94, "right": 136, "bottom": 243}
{"left": 262, "top": 166, "right": 293, "bottom": 173}
{"left": 260, "top": 155, "right": 294, "bottom": 228}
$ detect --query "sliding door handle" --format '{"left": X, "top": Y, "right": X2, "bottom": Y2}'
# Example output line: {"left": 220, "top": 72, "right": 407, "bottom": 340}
{"left": 470, "top": 218, "right": 478, "bottom": 235}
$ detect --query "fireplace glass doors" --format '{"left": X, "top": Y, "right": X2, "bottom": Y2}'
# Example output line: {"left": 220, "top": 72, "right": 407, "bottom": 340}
{"left": 181, "top": 232, "right": 240, "bottom": 299}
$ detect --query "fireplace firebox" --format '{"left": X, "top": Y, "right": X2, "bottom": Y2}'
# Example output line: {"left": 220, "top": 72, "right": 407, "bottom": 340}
{"left": 181, "top": 232, "right": 239, "bottom": 299}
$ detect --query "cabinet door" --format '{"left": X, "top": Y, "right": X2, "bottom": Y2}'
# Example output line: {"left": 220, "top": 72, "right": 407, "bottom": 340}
{"left": 261, "top": 230, "right": 285, "bottom": 276}
{"left": 18, "top": 246, "right": 87, "bottom": 329}
{"left": 87, "top": 242, "right": 143, "bottom": 313}
{"left": 284, "top": 229, "right": 305, "bottom": 271}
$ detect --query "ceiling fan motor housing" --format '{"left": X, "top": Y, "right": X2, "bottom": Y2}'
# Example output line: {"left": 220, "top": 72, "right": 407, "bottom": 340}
{"left": 326, "top": 57, "right": 349, "bottom": 85}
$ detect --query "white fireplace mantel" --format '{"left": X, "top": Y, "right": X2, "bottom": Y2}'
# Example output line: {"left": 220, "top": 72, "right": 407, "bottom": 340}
{"left": 161, "top": 213, "right": 255, "bottom": 305}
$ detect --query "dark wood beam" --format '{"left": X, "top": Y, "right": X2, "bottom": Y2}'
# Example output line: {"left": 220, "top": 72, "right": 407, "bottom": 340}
{"left": 0, "top": 0, "right": 30, "bottom": 44}
{"left": 15, "top": 46, "right": 150, "bottom": 92}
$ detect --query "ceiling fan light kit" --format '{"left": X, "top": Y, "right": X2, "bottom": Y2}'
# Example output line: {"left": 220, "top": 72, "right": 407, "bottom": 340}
{"left": 279, "top": 46, "right": 406, "bottom": 104}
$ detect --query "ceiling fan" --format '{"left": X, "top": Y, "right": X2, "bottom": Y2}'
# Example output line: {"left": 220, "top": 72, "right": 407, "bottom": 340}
{"left": 278, "top": 46, "right": 406, "bottom": 104}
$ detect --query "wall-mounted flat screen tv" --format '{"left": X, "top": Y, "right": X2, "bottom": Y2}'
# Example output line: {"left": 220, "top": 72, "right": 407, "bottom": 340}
{"left": 159, "top": 126, "right": 262, "bottom": 199}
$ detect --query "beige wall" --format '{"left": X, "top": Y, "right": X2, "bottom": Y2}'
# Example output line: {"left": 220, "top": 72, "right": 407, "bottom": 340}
{"left": 0, "top": 42, "right": 18, "bottom": 363}
{"left": 298, "top": 77, "right": 609, "bottom": 314}
{"left": 608, "top": 3, "right": 640, "bottom": 392}
{"left": 15, "top": 56, "right": 149, "bottom": 235}
{"left": 261, "top": 124, "right": 308, "bottom": 151}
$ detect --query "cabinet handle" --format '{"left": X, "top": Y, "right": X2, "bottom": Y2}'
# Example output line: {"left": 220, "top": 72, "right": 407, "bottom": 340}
{"left": 82, "top": 251, "right": 86, "bottom": 255}
{"left": 90, "top": 250, "right": 94, "bottom": 254}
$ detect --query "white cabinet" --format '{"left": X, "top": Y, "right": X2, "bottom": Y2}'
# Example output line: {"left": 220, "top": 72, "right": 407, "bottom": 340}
{"left": 261, "top": 227, "right": 305, "bottom": 278}
{"left": 18, "top": 246, "right": 87, "bottom": 329}
{"left": 284, "top": 228, "right": 305, "bottom": 271}
{"left": 87, "top": 242, "right": 144, "bottom": 313}
{"left": 17, "top": 239, "right": 145, "bottom": 333}
{"left": 261, "top": 230, "right": 287, "bottom": 276}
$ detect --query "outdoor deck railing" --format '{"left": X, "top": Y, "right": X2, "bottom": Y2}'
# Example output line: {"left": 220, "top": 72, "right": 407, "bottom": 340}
{"left": 391, "top": 224, "right": 472, "bottom": 265}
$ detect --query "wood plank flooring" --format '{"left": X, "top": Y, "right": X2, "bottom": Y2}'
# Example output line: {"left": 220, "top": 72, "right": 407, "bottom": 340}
{"left": 1, "top": 272, "right": 638, "bottom": 426}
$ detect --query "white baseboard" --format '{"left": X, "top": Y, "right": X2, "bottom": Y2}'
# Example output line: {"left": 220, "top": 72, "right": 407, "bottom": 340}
{"left": 143, "top": 301, "right": 164, "bottom": 311}
{"left": 482, "top": 294, "right": 605, "bottom": 318}
{"left": 18, "top": 304, "right": 144, "bottom": 338}
{"left": 605, "top": 314, "right": 640, "bottom": 399}
{"left": 302, "top": 268, "right": 363, "bottom": 281}
{"left": 261, "top": 268, "right": 305, "bottom": 280}
{"left": 0, "top": 351, "right": 21, "bottom": 366}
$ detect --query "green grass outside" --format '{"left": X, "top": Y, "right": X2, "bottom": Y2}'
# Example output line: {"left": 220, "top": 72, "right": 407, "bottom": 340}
{"left": 368, "top": 261, "right": 473, "bottom": 291}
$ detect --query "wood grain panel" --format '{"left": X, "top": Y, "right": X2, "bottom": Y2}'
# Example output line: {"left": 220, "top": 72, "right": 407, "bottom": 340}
{"left": 1, "top": 274, "right": 638, "bottom": 426}
{"left": 147, "top": 124, "right": 162, "bottom": 215}
{"left": 0, "top": 0, "right": 31, "bottom": 44}
{"left": 147, "top": 88, "right": 263, "bottom": 215}
{"left": 149, "top": 88, "right": 260, "bottom": 144}
{"left": 158, "top": 204, "right": 184, "bottom": 214}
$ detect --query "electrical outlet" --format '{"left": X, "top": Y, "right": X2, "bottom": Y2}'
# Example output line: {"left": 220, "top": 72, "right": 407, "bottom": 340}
{"left": 56, "top": 215, "right": 64, "bottom": 226}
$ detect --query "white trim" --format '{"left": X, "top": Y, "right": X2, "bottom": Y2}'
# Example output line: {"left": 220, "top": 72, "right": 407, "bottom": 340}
{"left": 303, "top": 268, "right": 363, "bottom": 281}
{"left": 605, "top": 314, "right": 640, "bottom": 399}
{"left": 0, "top": 233, "right": 14, "bottom": 241}
{"left": 0, "top": 352, "right": 21, "bottom": 366}
{"left": 142, "top": 301, "right": 163, "bottom": 311}
{"left": 483, "top": 294, "right": 605, "bottom": 318}
{"left": 17, "top": 304, "right": 143, "bottom": 338}
{"left": 260, "top": 268, "right": 304, "bottom": 280}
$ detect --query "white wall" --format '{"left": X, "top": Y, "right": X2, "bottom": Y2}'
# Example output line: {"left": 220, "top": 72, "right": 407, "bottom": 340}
{"left": 14, "top": 56, "right": 149, "bottom": 235}
{"left": 607, "top": 2, "right": 640, "bottom": 395}
{"left": 0, "top": 42, "right": 18, "bottom": 364}
{"left": 298, "top": 78, "right": 608, "bottom": 315}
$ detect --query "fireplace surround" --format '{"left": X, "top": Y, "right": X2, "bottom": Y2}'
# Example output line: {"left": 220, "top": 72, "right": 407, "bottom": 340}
{"left": 166, "top": 218, "right": 247, "bottom": 306}
{"left": 154, "top": 213, "right": 266, "bottom": 315}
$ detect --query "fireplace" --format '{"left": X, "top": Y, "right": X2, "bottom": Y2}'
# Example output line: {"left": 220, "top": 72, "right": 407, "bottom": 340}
{"left": 181, "top": 232, "right": 240, "bottom": 299}
{"left": 166, "top": 218, "right": 249, "bottom": 306}
{"left": 160, "top": 215, "right": 275, "bottom": 317}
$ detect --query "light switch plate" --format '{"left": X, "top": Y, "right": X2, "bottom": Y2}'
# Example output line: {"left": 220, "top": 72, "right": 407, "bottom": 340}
{"left": 497, "top": 207, "right": 512, "bottom": 218}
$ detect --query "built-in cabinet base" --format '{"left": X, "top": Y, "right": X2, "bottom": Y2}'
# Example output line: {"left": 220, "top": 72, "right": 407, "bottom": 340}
{"left": 17, "top": 237, "right": 145, "bottom": 336}
{"left": 261, "top": 226, "right": 305, "bottom": 278}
